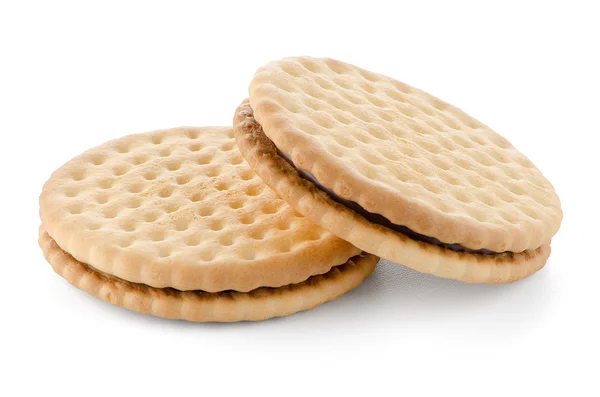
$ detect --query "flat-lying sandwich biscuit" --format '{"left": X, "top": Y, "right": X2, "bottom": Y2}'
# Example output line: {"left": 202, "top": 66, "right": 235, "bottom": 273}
{"left": 39, "top": 126, "right": 376, "bottom": 321}
{"left": 234, "top": 57, "right": 562, "bottom": 283}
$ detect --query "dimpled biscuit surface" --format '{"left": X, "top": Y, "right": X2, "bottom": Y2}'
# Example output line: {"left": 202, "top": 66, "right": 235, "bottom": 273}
{"left": 248, "top": 57, "right": 562, "bottom": 253}
{"left": 40, "top": 127, "right": 360, "bottom": 292}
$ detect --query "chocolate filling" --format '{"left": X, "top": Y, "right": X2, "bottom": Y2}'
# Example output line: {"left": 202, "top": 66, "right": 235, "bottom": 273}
{"left": 275, "top": 148, "right": 502, "bottom": 256}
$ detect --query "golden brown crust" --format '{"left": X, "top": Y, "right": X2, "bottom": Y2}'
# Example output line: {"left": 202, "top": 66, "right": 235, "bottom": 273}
{"left": 234, "top": 100, "right": 551, "bottom": 284}
{"left": 39, "top": 226, "right": 378, "bottom": 322}
{"left": 39, "top": 126, "right": 360, "bottom": 292}
{"left": 248, "top": 57, "right": 562, "bottom": 252}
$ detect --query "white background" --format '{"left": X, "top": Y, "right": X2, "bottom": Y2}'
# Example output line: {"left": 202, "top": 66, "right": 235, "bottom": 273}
{"left": 1, "top": 1, "right": 598, "bottom": 396}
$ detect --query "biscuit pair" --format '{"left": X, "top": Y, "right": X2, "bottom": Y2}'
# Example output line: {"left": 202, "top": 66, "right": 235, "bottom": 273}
{"left": 39, "top": 57, "right": 562, "bottom": 322}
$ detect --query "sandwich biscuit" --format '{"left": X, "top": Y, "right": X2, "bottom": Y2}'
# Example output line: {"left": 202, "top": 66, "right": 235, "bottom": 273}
{"left": 39, "top": 126, "right": 375, "bottom": 321}
{"left": 234, "top": 57, "right": 562, "bottom": 283}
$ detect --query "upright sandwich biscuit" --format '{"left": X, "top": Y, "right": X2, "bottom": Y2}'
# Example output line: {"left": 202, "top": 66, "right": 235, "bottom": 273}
{"left": 39, "top": 126, "right": 376, "bottom": 321}
{"left": 234, "top": 57, "right": 562, "bottom": 283}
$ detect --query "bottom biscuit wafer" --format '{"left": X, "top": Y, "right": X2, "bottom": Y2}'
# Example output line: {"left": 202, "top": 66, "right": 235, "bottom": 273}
{"left": 39, "top": 226, "right": 378, "bottom": 322}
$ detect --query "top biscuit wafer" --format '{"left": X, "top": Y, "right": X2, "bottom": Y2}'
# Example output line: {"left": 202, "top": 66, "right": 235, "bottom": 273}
{"left": 248, "top": 57, "right": 562, "bottom": 253}
{"left": 39, "top": 127, "right": 360, "bottom": 292}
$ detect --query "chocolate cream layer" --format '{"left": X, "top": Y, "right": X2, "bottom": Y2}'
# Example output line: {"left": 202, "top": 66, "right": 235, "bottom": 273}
{"left": 275, "top": 149, "right": 502, "bottom": 256}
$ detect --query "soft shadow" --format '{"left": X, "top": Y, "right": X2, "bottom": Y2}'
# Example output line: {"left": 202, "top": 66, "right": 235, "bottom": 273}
{"left": 287, "top": 258, "right": 556, "bottom": 338}
{"left": 57, "top": 258, "right": 555, "bottom": 338}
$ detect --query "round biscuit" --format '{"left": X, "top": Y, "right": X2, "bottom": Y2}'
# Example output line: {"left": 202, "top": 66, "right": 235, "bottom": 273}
{"left": 247, "top": 57, "right": 562, "bottom": 252}
{"left": 39, "top": 127, "right": 360, "bottom": 292}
